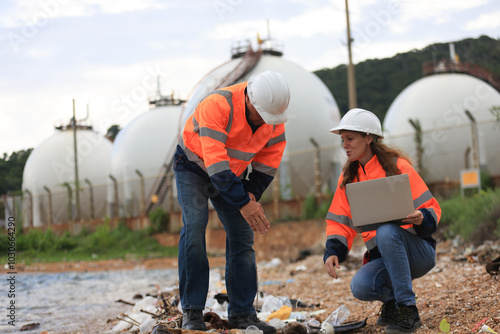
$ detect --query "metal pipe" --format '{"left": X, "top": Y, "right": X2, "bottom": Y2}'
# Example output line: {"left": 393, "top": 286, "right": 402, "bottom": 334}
{"left": 84, "top": 179, "right": 95, "bottom": 219}
{"left": 43, "top": 186, "right": 53, "bottom": 227}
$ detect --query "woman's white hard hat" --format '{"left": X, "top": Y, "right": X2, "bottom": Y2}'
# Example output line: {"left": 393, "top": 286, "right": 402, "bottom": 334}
{"left": 247, "top": 71, "right": 290, "bottom": 125}
{"left": 330, "top": 108, "right": 384, "bottom": 138}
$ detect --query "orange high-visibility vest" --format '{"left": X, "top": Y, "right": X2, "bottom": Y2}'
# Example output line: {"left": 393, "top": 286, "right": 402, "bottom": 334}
{"left": 326, "top": 155, "right": 441, "bottom": 252}
{"left": 180, "top": 82, "right": 286, "bottom": 179}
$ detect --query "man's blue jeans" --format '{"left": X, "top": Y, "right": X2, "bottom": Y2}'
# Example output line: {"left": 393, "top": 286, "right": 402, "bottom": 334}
{"left": 175, "top": 169, "right": 257, "bottom": 318}
{"left": 350, "top": 224, "right": 436, "bottom": 306}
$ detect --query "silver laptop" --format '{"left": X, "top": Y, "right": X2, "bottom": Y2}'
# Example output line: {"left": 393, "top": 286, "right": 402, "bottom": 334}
{"left": 346, "top": 174, "right": 415, "bottom": 232}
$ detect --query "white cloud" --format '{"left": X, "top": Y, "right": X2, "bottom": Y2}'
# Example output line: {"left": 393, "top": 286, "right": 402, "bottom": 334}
{"left": 398, "top": 0, "right": 490, "bottom": 23}
{"left": 465, "top": 11, "right": 500, "bottom": 30}
{"left": 1, "top": 0, "right": 167, "bottom": 28}
{"left": 210, "top": 6, "right": 345, "bottom": 42}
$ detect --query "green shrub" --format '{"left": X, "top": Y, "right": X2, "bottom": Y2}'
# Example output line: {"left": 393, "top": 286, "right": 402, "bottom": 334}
{"left": 90, "top": 221, "right": 114, "bottom": 248}
{"left": 301, "top": 194, "right": 317, "bottom": 220}
{"left": 439, "top": 188, "right": 500, "bottom": 242}
{"left": 149, "top": 207, "right": 169, "bottom": 232}
{"left": 56, "top": 231, "right": 78, "bottom": 251}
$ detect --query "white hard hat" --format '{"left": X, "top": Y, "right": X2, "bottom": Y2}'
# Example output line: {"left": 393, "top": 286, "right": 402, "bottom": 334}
{"left": 330, "top": 108, "right": 384, "bottom": 138}
{"left": 247, "top": 71, "right": 290, "bottom": 125}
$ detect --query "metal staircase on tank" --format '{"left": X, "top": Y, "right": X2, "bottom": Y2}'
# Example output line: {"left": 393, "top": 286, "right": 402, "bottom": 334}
{"left": 145, "top": 45, "right": 262, "bottom": 215}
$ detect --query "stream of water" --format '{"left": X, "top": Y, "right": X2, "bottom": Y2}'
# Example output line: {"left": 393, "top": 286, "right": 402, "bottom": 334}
{"left": 1, "top": 268, "right": 178, "bottom": 333}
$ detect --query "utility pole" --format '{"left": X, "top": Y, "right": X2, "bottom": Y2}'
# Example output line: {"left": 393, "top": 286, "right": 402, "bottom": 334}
{"left": 345, "top": 0, "right": 357, "bottom": 109}
{"left": 72, "top": 99, "right": 81, "bottom": 220}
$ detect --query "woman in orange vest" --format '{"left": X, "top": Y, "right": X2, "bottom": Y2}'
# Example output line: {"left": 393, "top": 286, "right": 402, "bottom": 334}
{"left": 324, "top": 108, "right": 441, "bottom": 334}
{"left": 174, "top": 71, "right": 290, "bottom": 334}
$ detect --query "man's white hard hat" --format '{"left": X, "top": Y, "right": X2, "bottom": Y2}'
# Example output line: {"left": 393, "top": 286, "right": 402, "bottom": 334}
{"left": 330, "top": 108, "right": 384, "bottom": 138}
{"left": 247, "top": 71, "right": 290, "bottom": 125}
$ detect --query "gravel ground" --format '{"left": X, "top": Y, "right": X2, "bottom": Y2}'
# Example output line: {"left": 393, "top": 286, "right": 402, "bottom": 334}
{"left": 255, "top": 239, "right": 500, "bottom": 333}
{"left": 13, "top": 235, "right": 499, "bottom": 334}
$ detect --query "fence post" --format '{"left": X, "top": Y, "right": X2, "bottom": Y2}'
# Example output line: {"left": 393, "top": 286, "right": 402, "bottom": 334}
{"left": 109, "top": 175, "right": 119, "bottom": 219}
{"left": 84, "top": 179, "right": 95, "bottom": 219}
{"left": 135, "top": 169, "right": 145, "bottom": 229}
{"left": 43, "top": 186, "right": 53, "bottom": 227}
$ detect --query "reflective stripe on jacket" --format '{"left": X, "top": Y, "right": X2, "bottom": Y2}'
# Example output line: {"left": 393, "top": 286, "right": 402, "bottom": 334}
{"left": 325, "top": 155, "right": 441, "bottom": 257}
{"left": 179, "top": 81, "right": 286, "bottom": 206}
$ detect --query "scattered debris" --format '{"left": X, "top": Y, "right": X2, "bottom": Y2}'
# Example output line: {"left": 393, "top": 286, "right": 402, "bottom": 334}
{"left": 486, "top": 256, "right": 500, "bottom": 275}
{"left": 20, "top": 323, "right": 40, "bottom": 331}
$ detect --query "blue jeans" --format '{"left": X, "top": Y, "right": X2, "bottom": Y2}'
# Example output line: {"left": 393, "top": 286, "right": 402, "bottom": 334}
{"left": 175, "top": 169, "right": 257, "bottom": 317}
{"left": 350, "top": 224, "right": 436, "bottom": 306}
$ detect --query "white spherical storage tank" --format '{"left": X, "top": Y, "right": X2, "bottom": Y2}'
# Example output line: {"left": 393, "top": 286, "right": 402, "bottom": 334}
{"left": 22, "top": 129, "right": 113, "bottom": 227}
{"left": 109, "top": 104, "right": 182, "bottom": 217}
{"left": 181, "top": 53, "right": 343, "bottom": 198}
{"left": 383, "top": 73, "right": 500, "bottom": 184}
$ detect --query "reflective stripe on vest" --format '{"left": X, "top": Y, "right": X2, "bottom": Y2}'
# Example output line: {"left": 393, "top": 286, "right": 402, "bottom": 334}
{"left": 325, "top": 155, "right": 440, "bottom": 254}
{"left": 180, "top": 82, "right": 285, "bottom": 178}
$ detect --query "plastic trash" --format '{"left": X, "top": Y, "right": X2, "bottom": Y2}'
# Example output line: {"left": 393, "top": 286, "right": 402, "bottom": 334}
{"left": 320, "top": 322, "right": 334, "bottom": 334}
{"left": 260, "top": 295, "right": 292, "bottom": 313}
{"left": 140, "top": 317, "right": 156, "bottom": 333}
{"left": 481, "top": 325, "right": 499, "bottom": 334}
{"left": 246, "top": 325, "right": 263, "bottom": 334}
{"left": 324, "top": 304, "right": 350, "bottom": 326}
{"left": 289, "top": 312, "right": 307, "bottom": 321}
{"left": 268, "top": 318, "right": 286, "bottom": 329}
{"left": 266, "top": 305, "right": 292, "bottom": 321}
{"left": 132, "top": 296, "right": 157, "bottom": 313}
{"left": 305, "top": 318, "right": 321, "bottom": 333}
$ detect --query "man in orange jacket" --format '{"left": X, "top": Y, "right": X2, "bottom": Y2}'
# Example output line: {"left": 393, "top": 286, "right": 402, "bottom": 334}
{"left": 324, "top": 108, "right": 441, "bottom": 333}
{"left": 174, "top": 71, "right": 290, "bottom": 334}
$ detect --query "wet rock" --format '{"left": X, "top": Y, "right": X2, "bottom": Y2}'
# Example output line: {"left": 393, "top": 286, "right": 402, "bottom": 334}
{"left": 20, "top": 323, "right": 40, "bottom": 331}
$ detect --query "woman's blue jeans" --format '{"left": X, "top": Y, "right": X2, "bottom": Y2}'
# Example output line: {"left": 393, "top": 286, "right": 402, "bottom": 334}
{"left": 175, "top": 169, "right": 257, "bottom": 317}
{"left": 350, "top": 224, "right": 436, "bottom": 306}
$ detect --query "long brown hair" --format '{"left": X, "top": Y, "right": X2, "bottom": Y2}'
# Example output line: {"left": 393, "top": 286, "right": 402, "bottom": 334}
{"left": 340, "top": 134, "right": 412, "bottom": 189}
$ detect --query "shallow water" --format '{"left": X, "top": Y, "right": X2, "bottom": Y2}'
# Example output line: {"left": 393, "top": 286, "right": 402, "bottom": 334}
{"left": 1, "top": 268, "right": 178, "bottom": 333}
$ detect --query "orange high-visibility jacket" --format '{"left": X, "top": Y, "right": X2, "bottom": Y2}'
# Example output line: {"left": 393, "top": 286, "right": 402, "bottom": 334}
{"left": 179, "top": 81, "right": 286, "bottom": 206}
{"left": 325, "top": 155, "right": 441, "bottom": 261}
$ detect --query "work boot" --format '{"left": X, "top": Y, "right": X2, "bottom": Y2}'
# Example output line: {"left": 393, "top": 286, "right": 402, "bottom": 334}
{"left": 182, "top": 309, "right": 206, "bottom": 331}
{"left": 377, "top": 299, "right": 397, "bottom": 326}
{"left": 228, "top": 314, "right": 276, "bottom": 334}
{"left": 386, "top": 305, "right": 421, "bottom": 333}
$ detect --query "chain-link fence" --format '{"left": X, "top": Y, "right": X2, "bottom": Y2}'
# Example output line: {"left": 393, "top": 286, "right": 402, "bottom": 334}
{"left": 5, "top": 145, "right": 342, "bottom": 230}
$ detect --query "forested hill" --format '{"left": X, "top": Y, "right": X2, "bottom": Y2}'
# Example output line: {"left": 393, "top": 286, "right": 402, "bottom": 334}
{"left": 314, "top": 35, "right": 500, "bottom": 121}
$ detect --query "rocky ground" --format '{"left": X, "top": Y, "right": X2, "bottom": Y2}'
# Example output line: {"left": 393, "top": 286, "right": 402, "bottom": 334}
{"left": 253, "top": 239, "right": 500, "bottom": 333}
{"left": 98, "top": 237, "right": 500, "bottom": 334}
{"left": 12, "top": 233, "right": 500, "bottom": 334}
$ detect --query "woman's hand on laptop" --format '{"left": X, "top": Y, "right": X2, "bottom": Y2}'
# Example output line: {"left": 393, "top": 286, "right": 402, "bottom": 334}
{"left": 403, "top": 210, "right": 423, "bottom": 225}
{"left": 325, "top": 255, "right": 340, "bottom": 279}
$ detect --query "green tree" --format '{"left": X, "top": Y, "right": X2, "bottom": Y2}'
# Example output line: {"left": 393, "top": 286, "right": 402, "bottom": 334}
{"left": 106, "top": 124, "right": 121, "bottom": 142}
{"left": 315, "top": 35, "right": 500, "bottom": 120}
{"left": 0, "top": 149, "right": 33, "bottom": 195}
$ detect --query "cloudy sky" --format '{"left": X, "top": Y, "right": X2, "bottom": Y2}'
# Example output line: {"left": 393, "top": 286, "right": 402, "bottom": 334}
{"left": 0, "top": 0, "right": 499, "bottom": 157}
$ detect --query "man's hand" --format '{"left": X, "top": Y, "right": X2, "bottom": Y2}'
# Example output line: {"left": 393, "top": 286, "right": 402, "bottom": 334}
{"left": 325, "top": 255, "right": 340, "bottom": 279}
{"left": 402, "top": 210, "right": 423, "bottom": 225}
{"left": 239, "top": 194, "right": 270, "bottom": 234}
